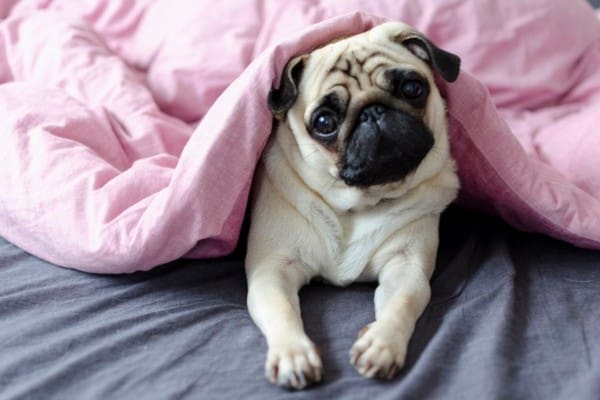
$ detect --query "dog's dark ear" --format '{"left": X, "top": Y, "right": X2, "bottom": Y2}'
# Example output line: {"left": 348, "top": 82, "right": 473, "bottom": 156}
{"left": 268, "top": 55, "right": 306, "bottom": 120}
{"left": 395, "top": 32, "right": 461, "bottom": 82}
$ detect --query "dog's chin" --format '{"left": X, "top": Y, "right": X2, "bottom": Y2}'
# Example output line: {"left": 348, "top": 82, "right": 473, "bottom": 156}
{"left": 326, "top": 165, "right": 411, "bottom": 205}
{"left": 339, "top": 172, "right": 405, "bottom": 189}
{"left": 350, "top": 177, "right": 408, "bottom": 197}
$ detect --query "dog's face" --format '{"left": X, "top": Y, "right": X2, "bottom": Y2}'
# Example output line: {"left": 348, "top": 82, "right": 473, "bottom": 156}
{"left": 268, "top": 22, "right": 460, "bottom": 195}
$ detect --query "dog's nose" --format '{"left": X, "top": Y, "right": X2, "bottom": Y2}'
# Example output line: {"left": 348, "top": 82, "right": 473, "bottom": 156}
{"left": 359, "top": 104, "right": 386, "bottom": 122}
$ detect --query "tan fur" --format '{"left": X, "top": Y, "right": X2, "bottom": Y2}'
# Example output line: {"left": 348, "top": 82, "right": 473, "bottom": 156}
{"left": 246, "top": 22, "right": 460, "bottom": 389}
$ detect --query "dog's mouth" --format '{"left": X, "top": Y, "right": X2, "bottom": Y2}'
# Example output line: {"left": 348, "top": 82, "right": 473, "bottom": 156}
{"left": 339, "top": 104, "right": 434, "bottom": 188}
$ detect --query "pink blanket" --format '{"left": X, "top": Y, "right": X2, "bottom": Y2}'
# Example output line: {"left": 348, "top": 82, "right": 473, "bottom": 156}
{"left": 1, "top": 0, "right": 599, "bottom": 273}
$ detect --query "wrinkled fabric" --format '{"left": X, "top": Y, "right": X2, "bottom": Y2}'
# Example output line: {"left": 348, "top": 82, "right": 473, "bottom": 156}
{"left": 2, "top": 209, "right": 600, "bottom": 399}
{"left": 0, "top": 0, "right": 599, "bottom": 273}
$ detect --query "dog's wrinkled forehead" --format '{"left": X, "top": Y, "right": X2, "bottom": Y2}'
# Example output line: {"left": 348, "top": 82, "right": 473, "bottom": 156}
{"left": 267, "top": 22, "right": 460, "bottom": 120}
{"left": 304, "top": 23, "right": 426, "bottom": 92}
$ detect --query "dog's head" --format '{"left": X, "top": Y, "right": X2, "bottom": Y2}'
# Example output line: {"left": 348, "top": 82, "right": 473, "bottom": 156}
{"left": 268, "top": 22, "right": 460, "bottom": 195}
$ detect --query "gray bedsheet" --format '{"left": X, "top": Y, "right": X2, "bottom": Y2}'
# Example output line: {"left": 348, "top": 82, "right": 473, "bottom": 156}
{"left": 2, "top": 207, "right": 600, "bottom": 400}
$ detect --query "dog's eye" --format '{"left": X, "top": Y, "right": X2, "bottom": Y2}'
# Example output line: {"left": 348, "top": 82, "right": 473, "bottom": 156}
{"left": 312, "top": 110, "right": 339, "bottom": 139}
{"left": 401, "top": 80, "right": 424, "bottom": 99}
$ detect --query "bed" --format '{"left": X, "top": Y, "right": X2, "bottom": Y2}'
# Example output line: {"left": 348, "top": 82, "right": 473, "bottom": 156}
{"left": 2, "top": 1, "right": 600, "bottom": 399}
{"left": 3, "top": 207, "right": 600, "bottom": 399}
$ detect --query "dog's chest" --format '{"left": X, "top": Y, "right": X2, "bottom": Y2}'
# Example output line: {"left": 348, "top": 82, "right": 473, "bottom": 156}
{"left": 303, "top": 200, "right": 417, "bottom": 286}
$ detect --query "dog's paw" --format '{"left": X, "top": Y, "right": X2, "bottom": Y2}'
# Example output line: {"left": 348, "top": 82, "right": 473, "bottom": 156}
{"left": 265, "top": 336, "right": 322, "bottom": 390}
{"left": 349, "top": 323, "right": 406, "bottom": 379}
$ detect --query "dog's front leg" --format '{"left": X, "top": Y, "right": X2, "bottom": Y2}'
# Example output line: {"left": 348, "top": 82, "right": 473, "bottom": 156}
{"left": 246, "top": 259, "right": 322, "bottom": 389}
{"left": 350, "top": 215, "right": 439, "bottom": 379}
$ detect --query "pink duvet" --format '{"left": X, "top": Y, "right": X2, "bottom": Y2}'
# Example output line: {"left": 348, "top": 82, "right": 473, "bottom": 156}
{"left": 1, "top": 0, "right": 599, "bottom": 273}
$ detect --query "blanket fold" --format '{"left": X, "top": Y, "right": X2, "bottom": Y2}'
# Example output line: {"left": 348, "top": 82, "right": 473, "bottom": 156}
{"left": 1, "top": 0, "right": 599, "bottom": 273}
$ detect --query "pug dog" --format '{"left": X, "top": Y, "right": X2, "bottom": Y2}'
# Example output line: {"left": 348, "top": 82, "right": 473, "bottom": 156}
{"left": 245, "top": 21, "right": 461, "bottom": 390}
